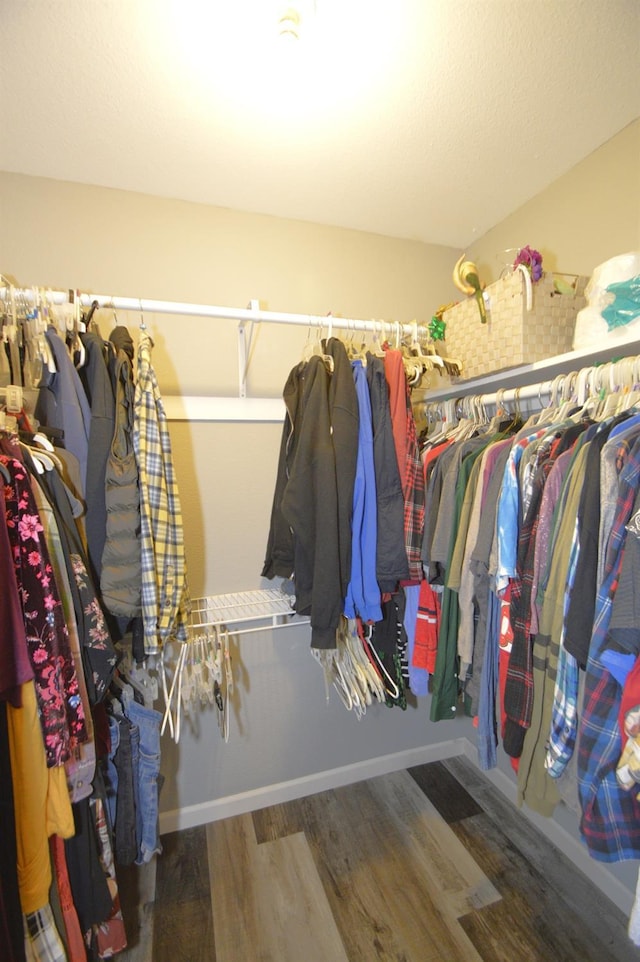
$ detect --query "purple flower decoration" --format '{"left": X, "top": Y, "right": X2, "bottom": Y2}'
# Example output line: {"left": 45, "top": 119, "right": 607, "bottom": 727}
{"left": 513, "top": 245, "right": 543, "bottom": 282}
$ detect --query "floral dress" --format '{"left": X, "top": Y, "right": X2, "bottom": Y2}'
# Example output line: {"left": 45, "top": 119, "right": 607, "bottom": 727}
{"left": 37, "top": 463, "right": 118, "bottom": 704}
{"left": 2, "top": 455, "right": 87, "bottom": 767}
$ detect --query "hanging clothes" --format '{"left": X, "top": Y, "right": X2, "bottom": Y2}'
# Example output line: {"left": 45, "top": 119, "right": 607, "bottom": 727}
{"left": 578, "top": 432, "right": 640, "bottom": 861}
{"left": 325, "top": 338, "right": 359, "bottom": 603}
{"left": 384, "top": 349, "right": 424, "bottom": 584}
{"left": 100, "top": 341, "right": 142, "bottom": 627}
{"left": 344, "top": 358, "right": 381, "bottom": 624}
{"left": 34, "top": 327, "right": 91, "bottom": 497}
{"left": 278, "top": 353, "right": 344, "bottom": 648}
{"left": 78, "top": 329, "right": 116, "bottom": 583}
{"left": 365, "top": 352, "right": 408, "bottom": 590}
{"left": 133, "top": 331, "right": 190, "bottom": 655}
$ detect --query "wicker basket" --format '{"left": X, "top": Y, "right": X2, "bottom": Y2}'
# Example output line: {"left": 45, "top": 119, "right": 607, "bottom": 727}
{"left": 442, "top": 271, "right": 588, "bottom": 379}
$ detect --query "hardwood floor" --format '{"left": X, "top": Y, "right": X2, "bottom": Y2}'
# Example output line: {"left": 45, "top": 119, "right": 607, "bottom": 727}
{"left": 117, "top": 756, "right": 639, "bottom": 961}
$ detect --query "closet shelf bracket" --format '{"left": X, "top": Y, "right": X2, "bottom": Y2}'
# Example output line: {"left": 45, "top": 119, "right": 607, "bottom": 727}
{"left": 188, "top": 588, "right": 310, "bottom": 637}
{"left": 237, "top": 300, "right": 260, "bottom": 399}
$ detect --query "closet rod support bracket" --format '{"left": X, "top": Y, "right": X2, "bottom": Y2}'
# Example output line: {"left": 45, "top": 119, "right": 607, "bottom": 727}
{"left": 238, "top": 300, "right": 260, "bottom": 398}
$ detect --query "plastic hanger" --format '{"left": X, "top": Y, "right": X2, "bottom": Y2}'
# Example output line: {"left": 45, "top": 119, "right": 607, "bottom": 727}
{"left": 161, "top": 641, "right": 187, "bottom": 742}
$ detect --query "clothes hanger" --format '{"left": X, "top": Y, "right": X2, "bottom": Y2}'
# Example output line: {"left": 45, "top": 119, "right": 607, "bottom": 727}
{"left": 161, "top": 641, "right": 188, "bottom": 742}
{"left": 301, "top": 317, "right": 316, "bottom": 362}
{"left": 344, "top": 319, "right": 368, "bottom": 363}
{"left": 300, "top": 317, "right": 334, "bottom": 372}
{"left": 64, "top": 291, "right": 86, "bottom": 369}
{"left": 110, "top": 671, "right": 137, "bottom": 708}
{"left": 118, "top": 645, "right": 158, "bottom": 709}
{"left": 367, "top": 320, "right": 387, "bottom": 357}
{"left": 24, "top": 289, "right": 57, "bottom": 384}
{"left": 619, "top": 356, "right": 640, "bottom": 411}
{"left": 347, "top": 625, "right": 385, "bottom": 704}
{"left": 358, "top": 623, "right": 400, "bottom": 701}
{"left": 535, "top": 373, "right": 565, "bottom": 425}
{"left": 83, "top": 299, "right": 100, "bottom": 329}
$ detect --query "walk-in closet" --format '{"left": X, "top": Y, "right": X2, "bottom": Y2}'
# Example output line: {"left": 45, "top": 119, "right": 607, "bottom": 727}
{"left": 1, "top": 2, "right": 640, "bottom": 960}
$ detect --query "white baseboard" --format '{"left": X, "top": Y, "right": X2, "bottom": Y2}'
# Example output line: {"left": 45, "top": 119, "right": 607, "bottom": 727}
{"left": 459, "top": 739, "right": 636, "bottom": 916}
{"left": 158, "top": 737, "right": 468, "bottom": 835}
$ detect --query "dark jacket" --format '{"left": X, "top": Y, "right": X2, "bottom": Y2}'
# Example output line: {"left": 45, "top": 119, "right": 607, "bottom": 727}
{"left": 366, "top": 353, "right": 409, "bottom": 591}
{"left": 79, "top": 330, "right": 115, "bottom": 582}
{"left": 280, "top": 355, "right": 342, "bottom": 648}
{"left": 261, "top": 362, "right": 305, "bottom": 581}
{"left": 325, "top": 337, "right": 359, "bottom": 598}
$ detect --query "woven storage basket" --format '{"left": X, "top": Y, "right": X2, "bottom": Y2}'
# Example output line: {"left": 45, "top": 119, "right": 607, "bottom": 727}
{"left": 442, "top": 271, "right": 588, "bottom": 379}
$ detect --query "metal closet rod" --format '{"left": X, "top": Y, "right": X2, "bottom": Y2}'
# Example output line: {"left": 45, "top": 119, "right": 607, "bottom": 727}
{"left": 427, "top": 354, "right": 640, "bottom": 413}
{"left": 464, "top": 381, "right": 552, "bottom": 408}
{"left": 1, "top": 286, "right": 428, "bottom": 338}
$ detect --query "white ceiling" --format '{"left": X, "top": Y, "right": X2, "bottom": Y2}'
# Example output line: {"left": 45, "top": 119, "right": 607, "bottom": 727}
{"left": 1, "top": 0, "right": 639, "bottom": 248}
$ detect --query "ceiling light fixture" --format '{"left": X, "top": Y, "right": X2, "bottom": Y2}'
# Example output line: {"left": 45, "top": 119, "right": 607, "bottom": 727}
{"left": 277, "top": 1, "right": 315, "bottom": 40}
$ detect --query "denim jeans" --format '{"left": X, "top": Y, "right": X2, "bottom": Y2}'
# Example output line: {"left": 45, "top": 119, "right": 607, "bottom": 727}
{"left": 105, "top": 714, "right": 120, "bottom": 832}
{"left": 112, "top": 713, "right": 138, "bottom": 866}
{"left": 124, "top": 699, "right": 163, "bottom": 864}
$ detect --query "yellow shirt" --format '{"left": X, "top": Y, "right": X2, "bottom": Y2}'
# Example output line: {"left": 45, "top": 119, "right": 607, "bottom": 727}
{"left": 7, "top": 681, "right": 75, "bottom": 914}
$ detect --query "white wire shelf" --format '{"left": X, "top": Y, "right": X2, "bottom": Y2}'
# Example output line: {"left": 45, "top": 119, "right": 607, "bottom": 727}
{"left": 188, "top": 588, "right": 310, "bottom": 635}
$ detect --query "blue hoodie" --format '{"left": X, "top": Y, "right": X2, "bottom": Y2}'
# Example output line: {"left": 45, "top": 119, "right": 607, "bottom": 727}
{"left": 345, "top": 360, "right": 382, "bottom": 623}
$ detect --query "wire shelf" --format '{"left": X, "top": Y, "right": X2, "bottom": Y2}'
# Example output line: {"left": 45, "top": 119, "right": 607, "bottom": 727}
{"left": 188, "top": 588, "right": 309, "bottom": 635}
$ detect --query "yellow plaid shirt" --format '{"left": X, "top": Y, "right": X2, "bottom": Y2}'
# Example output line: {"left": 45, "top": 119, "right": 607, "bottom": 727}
{"left": 133, "top": 332, "right": 190, "bottom": 652}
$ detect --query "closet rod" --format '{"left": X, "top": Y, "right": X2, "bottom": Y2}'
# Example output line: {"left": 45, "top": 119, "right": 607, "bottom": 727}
{"left": 425, "top": 352, "right": 640, "bottom": 414}
{"left": 1, "top": 287, "right": 428, "bottom": 338}
{"left": 461, "top": 381, "right": 553, "bottom": 409}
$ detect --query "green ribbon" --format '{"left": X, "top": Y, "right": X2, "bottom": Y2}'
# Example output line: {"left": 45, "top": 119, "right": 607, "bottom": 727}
{"left": 429, "top": 316, "right": 446, "bottom": 340}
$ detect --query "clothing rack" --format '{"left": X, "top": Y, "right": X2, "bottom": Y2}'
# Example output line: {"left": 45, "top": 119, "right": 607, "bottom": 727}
{"left": 421, "top": 352, "right": 640, "bottom": 424}
{"left": 421, "top": 330, "right": 640, "bottom": 406}
{"left": 1, "top": 285, "right": 428, "bottom": 335}
{"left": 1, "top": 283, "right": 433, "bottom": 422}
{"left": 187, "top": 588, "right": 310, "bottom": 636}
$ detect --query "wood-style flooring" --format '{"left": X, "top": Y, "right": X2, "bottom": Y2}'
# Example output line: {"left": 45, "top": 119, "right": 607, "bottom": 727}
{"left": 116, "top": 755, "right": 639, "bottom": 961}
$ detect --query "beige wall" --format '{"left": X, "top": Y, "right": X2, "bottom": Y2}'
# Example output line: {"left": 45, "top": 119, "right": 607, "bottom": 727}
{"left": 1, "top": 172, "right": 459, "bottom": 399}
{"left": 1, "top": 171, "right": 468, "bottom": 819}
{"left": 468, "top": 118, "right": 640, "bottom": 283}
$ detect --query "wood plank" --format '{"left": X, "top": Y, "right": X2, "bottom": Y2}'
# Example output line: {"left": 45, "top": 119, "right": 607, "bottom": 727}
{"left": 408, "top": 759, "right": 484, "bottom": 822}
{"left": 278, "top": 790, "right": 425, "bottom": 961}
{"left": 366, "top": 769, "right": 501, "bottom": 917}
{"left": 150, "top": 825, "right": 215, "bottom": 961}
{"left": 208, "top": 813, "right": 349, "bottom": 962}
{"left": 153, "top": 896, "right": 215, "bottom": 962}
{"left": 116, "top": 858, "right": 157, "bottom": 962}
{"left": 154, "top": 826, "right": 212, "bottom": 904}
{"left": 295, "top": 778, "right": 484, "bottom": 962}
{"left": 453, "top": 810, "right": 638, "bottom": 962}
{"left": 252, "top": 800, "right": 305, "bottom": 844}
{"left": 207, "top": 814, "right": 263, "bottom": 961}
{"left": 253, "top": 832, "right": 349, "bottom": 962}
{"left": 459, "top": 890, "right": 574, "bottom": 962}
{"left": 442, "top": 755, "right": 635, "bottom": 959}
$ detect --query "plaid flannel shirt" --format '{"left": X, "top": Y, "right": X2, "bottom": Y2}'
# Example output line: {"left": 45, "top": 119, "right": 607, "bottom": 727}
{"left": 578, "top": 433, "right": 640, "bottom": 861}
{"left": 24, "top": 904, "right": 67, "bottom": 962}
{"left": 133, "top": 333, "right": 190, "bottom": 652}
{"left": 495, "top": 429, "right": 546, "bottom": 595}
{"left": 401, "top": 370, "right": 425, "bottom": 583}
{"left": 503, "top": 448, "right": 557, "bottom": 754}
{"left": 545, "top": 512, "right": 580, "bottom": 776}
